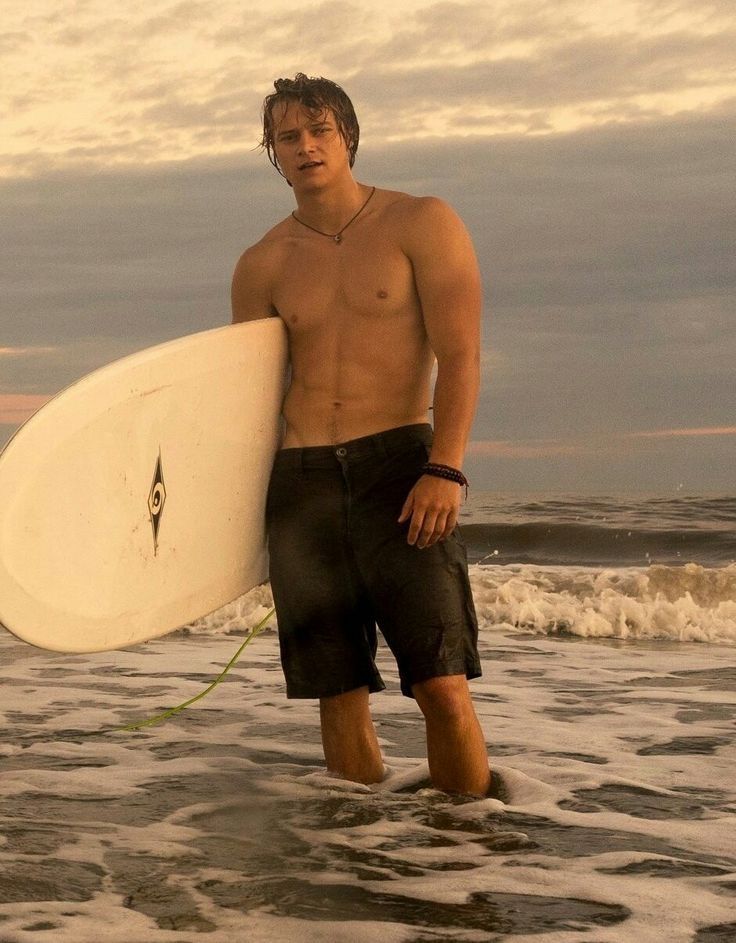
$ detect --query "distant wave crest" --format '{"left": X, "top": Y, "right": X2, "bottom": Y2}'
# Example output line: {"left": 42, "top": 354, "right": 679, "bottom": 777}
{"left": 470, "top": 563, "right": 736, "bottom": 645}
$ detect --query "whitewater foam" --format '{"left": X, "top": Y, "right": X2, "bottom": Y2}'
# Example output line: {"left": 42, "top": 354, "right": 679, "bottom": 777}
{"left": 470, "top": 562, "right": 736, "bottom": 644}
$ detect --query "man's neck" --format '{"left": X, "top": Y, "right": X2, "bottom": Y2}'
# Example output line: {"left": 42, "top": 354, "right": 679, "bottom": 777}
{"left": 292, "top": 176, "right": 368, "bottom": 232}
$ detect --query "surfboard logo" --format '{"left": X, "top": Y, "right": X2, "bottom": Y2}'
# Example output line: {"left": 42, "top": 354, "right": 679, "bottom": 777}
{"left": 148, "top": 451, "right": 166, "bottom": 555}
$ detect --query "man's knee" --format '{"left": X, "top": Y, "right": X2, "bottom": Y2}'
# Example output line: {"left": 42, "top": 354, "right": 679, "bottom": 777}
{"left": 412, "top": 673, "right": 474, "bottom": 721}
{"left": 319, "top": 685, "right": 372, "bottom": 723}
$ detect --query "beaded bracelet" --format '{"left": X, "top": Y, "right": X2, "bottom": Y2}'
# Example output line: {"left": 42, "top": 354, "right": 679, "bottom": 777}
{"left": 420, "top": 462, "right": 469, "bottom": 497}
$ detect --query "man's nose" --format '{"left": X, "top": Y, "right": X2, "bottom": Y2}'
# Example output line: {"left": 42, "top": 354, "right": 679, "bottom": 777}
{"left": 297, "top": 132, "right": 317, "bottom": 153}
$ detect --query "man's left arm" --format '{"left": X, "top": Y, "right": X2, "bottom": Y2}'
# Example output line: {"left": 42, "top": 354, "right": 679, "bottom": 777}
{"left": 398, "top": 197, "right": 482, "bottom": 548}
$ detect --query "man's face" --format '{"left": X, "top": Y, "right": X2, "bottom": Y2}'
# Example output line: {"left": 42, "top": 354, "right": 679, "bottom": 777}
{"left": 271, "top": 101, "right": 350, "bottom": 187}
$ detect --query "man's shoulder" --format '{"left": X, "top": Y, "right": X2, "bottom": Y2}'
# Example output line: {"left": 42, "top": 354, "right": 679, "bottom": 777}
{"left": 377, "top": 189, "right": 457, "bottom": 227}
{"left": 378, "top": 187, "right": 438, "bottom": 211}
{"left": 376, "top": 190, "right": 465, "bottom": 255}
{"left": 236, "top": 217, "right": 292, "bottom": 266}
{"left": 233, "top": 219, "right": 296, "bottom": 300}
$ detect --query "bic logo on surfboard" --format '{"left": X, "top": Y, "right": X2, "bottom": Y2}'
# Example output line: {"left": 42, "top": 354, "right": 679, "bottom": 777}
{"left": 148, "top": 451, "right": 167, "bottom": 555}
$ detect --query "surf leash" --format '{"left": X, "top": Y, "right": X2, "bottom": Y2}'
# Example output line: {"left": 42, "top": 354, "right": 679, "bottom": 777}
{"left": 106, "top": 607, "right": 275, "bottom": 734}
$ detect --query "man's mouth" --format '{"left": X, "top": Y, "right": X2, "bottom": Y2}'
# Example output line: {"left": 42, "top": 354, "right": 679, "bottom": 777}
{"left": 299, "top": 161, "right": 323, "bottom": 170}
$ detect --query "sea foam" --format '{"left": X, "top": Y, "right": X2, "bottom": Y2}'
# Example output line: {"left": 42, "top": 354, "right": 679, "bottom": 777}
{"left": 186, "top": 562, "right": 736, "bottom": 647}
{"left": 470, "top": 562, "right": 736, "bottom": 644}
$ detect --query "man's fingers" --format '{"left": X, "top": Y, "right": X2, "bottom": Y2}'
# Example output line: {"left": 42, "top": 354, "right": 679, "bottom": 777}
{"left": 415, "top": 509, "right": 450, "bottom": 549}
{"left": 407, "top": 507, "right": 428, "bottom": 545}
{"left": 398, "top": 491, "right": 415, "bottom": 524}
{"left": 442, "top": 506, "right": 459, "bottom": 539}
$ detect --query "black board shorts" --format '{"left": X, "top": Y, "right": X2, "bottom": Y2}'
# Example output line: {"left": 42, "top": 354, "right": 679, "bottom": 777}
{"left": 265, "top": 423, "right": 481, "bottom": 699}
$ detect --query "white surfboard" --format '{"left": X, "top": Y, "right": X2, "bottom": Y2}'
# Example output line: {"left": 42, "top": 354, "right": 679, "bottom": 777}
{"left": 0, "top": 318, "right": 288, "bottom": 653}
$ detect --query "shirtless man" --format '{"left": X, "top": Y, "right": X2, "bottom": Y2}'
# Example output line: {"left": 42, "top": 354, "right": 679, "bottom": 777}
{"left": 232, "top": 74, "right": 490, "bottom": 796}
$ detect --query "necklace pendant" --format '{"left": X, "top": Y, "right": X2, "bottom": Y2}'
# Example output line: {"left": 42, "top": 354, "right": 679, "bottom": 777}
{"left": 334, "top": 234, "right": 342, "bottom": 244}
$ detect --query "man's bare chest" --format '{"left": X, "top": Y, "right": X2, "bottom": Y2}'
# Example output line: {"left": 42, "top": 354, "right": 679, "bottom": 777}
{"left": 271, "top": 237, "right": 419, "bottom": 330}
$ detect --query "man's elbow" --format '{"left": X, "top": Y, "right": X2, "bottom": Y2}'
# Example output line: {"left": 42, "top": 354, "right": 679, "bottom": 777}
{"left": 436, "top": 346, "right": 480, "bottom": 374}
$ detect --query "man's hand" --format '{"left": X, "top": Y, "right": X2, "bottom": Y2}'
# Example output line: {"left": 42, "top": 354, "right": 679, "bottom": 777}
{"left": 398, "top": 475, "right": 462, "bottom": 549}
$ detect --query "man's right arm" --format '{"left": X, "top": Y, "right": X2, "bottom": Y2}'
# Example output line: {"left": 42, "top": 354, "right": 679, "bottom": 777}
{"left": 231, "top": 244, "right": 276, "bottom": 324}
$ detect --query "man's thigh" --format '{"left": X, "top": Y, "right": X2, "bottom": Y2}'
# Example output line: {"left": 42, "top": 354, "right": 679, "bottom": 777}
{"left": 348, "top": 443, "right": 481, "bottom": 697}
{"left": 266, "top": 455, "right": 383, "bottom": 698}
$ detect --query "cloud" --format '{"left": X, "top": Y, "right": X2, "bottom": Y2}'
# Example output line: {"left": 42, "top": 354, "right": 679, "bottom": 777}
{"left": 468, "top": 439, "right": 587, "bottom": 459}
{"left": 2, "top": 107, "right": 734, "bottom": 438}
{"left": 0, "top": 346, "right": 56, "bottom": 357}
{"left": 351, "top": 28, "right": 736, "bottom": 109}
{"left": 0, "top": 30, "right": 30, "bottom": 55}
{"left": 139, "top": 0, "right": 215, "bottom": 38}
{"left": 3, "top": 0, "right": 736, "bottom": 174}
{"left": 628, "top": 426, "right": 736, "bottom": 438}
{"left": 466, "top": 424, "right": 735, "bottom": 460}
{"left": 469, "top": 424, "right": 736, "bottom": 465}
{"left": 0, "top": 393, "right": 51, "bottom": 424}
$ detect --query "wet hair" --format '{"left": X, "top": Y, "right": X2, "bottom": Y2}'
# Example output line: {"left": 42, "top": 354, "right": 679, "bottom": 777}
{"left": 261, "top": 73, "right": 360, "bottom": 178}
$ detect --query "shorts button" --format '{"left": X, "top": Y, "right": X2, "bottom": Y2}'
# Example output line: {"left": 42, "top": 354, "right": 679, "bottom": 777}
{"left": 335, "top": 447, "right": 347, "bottom": 457}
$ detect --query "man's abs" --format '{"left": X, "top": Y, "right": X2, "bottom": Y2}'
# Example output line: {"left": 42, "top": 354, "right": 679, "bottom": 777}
{"left": 281, "top": 381, "right": 432, "bottom": 448}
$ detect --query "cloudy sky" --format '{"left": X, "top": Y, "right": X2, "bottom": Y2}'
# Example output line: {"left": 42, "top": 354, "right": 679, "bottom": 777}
{"left": 2, "top": 0, "right": 734, "bottom": 492}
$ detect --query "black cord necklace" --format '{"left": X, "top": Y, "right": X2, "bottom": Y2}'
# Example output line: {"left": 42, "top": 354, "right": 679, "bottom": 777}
{"left": 291, "top": 186, "right": 376, "bottom": 244}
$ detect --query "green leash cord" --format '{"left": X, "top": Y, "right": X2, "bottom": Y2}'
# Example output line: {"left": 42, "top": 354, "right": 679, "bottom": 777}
{"left": 110, "top": 607, "right": 275, "bottom": 733}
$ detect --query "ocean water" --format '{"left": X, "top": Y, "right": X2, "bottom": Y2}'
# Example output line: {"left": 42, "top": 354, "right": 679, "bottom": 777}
{"left": 1, "top": 493, "right": 735, "bottom": 942}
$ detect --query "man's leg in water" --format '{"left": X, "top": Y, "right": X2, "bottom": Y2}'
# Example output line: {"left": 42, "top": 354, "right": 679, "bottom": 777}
{"left": 413, "top": 673, "right": 491, "bottom": 796}
{"left": 319, "top": 686, "right": 385, "bottom": 785}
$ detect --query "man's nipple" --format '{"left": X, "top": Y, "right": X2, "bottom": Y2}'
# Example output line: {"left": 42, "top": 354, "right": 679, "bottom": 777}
{"left": 377, "top": 290, "right": 389, "bottom": 299}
